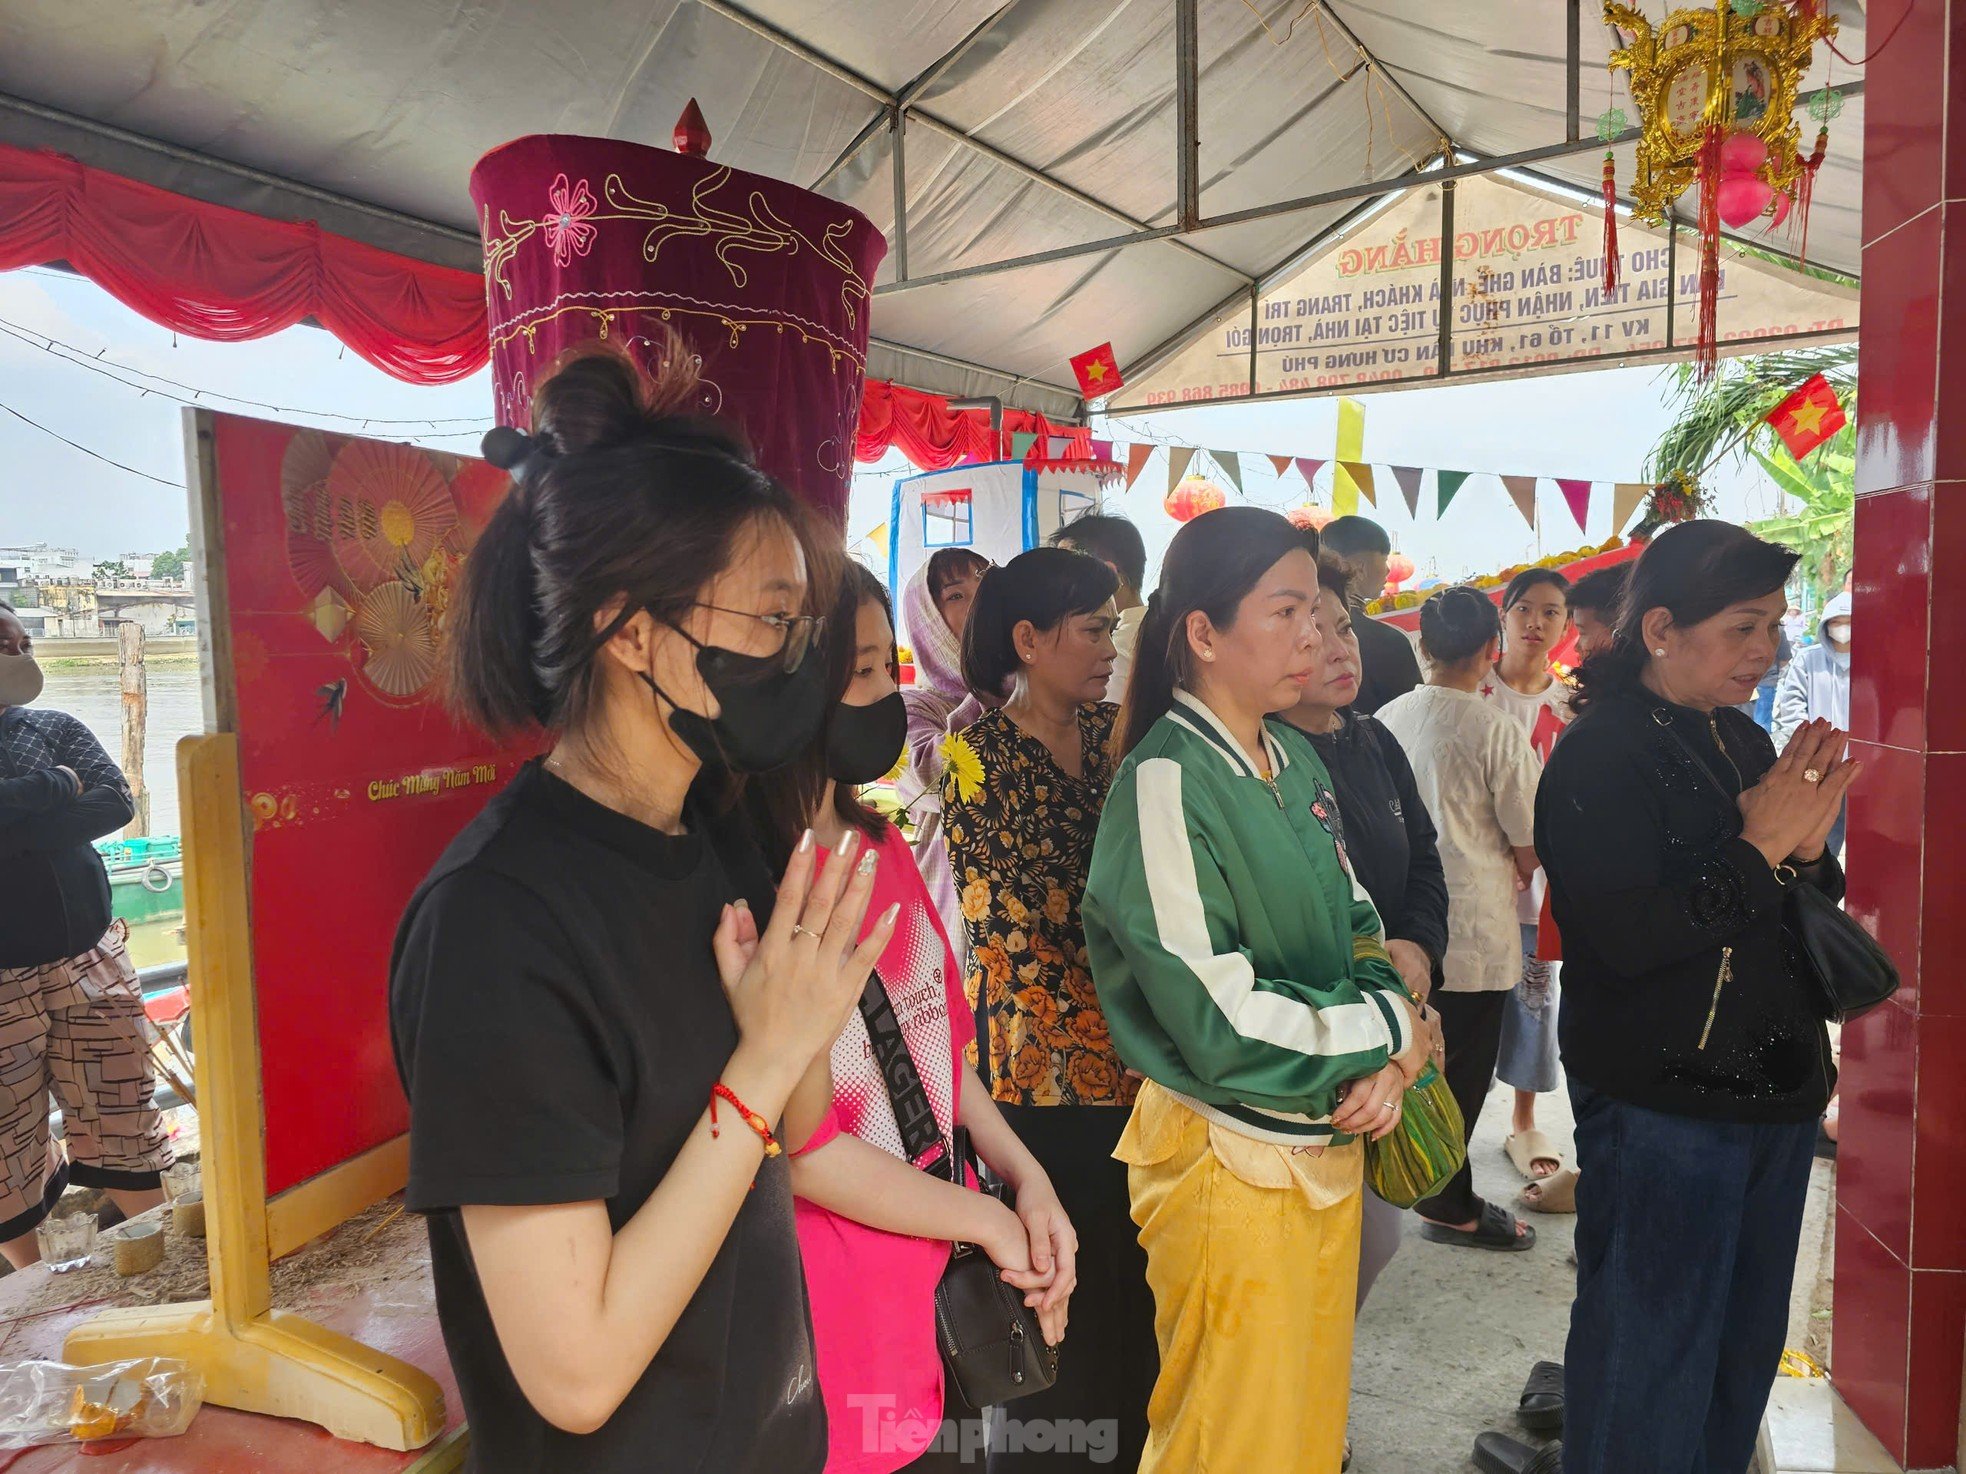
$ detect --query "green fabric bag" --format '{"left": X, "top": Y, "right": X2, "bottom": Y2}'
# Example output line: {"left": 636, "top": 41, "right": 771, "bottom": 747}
{"left": 1363, "top": 1064, "right": 1467, "bottom": 1208}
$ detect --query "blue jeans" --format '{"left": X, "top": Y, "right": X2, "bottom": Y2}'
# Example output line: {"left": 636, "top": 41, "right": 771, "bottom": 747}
{"left": 1563, "top": 1084, "right": 1816, "bottom": 1474}
{"left": 1752, "top": 682, "right": 1778, "bottom": 730}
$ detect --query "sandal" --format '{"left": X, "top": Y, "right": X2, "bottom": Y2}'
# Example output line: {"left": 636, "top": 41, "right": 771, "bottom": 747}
{"left": 1505, "top": 1128, "right": 1563, "bottom": 1179}
{"left": 1420, "top": 1199, "right": 1536, "bottom": 1252}
{"left": 1521, "top": 1164, "right": 1580, "bottom": 1214}
{"left": 1473, "top": 1432, "right": 1563, "bottom": 1474}
{"left": 1516, "top": 1361, "right": 1565, "bottom": 1433}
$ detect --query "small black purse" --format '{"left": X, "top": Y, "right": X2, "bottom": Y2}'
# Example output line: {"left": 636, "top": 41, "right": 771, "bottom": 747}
{"left": 1786, "top": 879, "right": 1899, "bottom": 1023}
{"left": 1653, "top": 710, "right": 1899, "bottom": 1023}
{"left": 857, "top": 974, "right": 1060, "bottom": 1411}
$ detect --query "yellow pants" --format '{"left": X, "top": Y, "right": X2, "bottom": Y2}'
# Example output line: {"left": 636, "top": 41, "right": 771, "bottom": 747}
{"left": 1116, "top": 1081, "right": 1364, "bottom": 1474}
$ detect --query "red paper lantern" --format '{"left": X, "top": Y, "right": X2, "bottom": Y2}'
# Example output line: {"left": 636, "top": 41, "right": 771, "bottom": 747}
{"left": 1386, "top": 552, "right": 1416, "bottom": 590}
{"left": 1287, "top": 505, "right": 1334, "bottom": 532}
{"left": 1165, "top": 476, "right": 1227, "bottom": 523}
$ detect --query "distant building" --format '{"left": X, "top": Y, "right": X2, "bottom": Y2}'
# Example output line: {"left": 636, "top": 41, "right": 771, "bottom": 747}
{"left": 32, "top": 581, "right": 102, "bottom": 639}
{"left": 0, "top": 543, "right": 90, "bottom": 584}
{"left": 118, "top": 551, "right": 156, "bottom": 581}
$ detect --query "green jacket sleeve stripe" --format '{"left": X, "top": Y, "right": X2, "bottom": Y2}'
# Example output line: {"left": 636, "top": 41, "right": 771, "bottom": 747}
{"left": 1131, "top": 757, "right": 1397, "bottom": 1080}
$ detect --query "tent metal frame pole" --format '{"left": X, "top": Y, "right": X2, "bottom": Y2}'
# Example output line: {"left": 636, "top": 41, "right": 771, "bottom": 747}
{"left": 1436, "top": 177, "right": 1456, "bottom": 375}
{"left": 870, "top": 78, "right": 1860, "bottom": 298}
{"left": 871, "top": 337, "right": 1081, "bottom": 401}
{"left": 0, "top": 90, "right": 479, "bottom": 249}
{"left": 1247, "top": 286, "right": 1259, "bottom": 391}
{"left": 809, "top": 111, "right": 892, "bottom": 191}
{"left": 1666, "top": 212, "right": 1678, "bottom": 348}
{"left": 1310, "top": 2, "right": 1456, "bottom": 152}
{"left": 1567, "top": 0, "right": 1583, "bottom": 142}
{"left": 1176, "top": 0, "right": 1201, "bottom": 231}
{"left": 890, "top": 106, "right": 909, "bottom": 281}
{"left": 693, "top": 0, "right": 1253, "bottom": 285}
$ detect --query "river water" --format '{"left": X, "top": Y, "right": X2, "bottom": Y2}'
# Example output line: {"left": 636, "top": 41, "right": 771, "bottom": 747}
{"left": 38, "top": 663, "right": 205, "bottom": 838}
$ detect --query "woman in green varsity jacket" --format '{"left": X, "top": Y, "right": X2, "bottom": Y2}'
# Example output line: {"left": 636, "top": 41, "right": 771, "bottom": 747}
{"left": 1083, "top": 507, "right": 1429, "bottom": 1474}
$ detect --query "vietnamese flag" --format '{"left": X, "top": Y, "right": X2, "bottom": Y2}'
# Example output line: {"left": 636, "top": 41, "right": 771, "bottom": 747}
{"left": 1765, "top": 373, "right": 1847, "bottom": 460}
{"left": 1069, "top": 342, "right": 1125, "bottom": 396}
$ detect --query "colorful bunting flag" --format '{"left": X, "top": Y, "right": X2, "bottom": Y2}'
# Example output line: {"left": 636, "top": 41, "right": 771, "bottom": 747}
{"left": 866, "top": 522, "right": 890, "bottom": 558}
{"left": 1436, "top": 469, "right": 1471, "bottom": 517}
{"left": 1555, "top": 478, "right": 1594, "bottom": 534}
{"left": 1010, "top": 431, "right": 1038, "bottom": 461}
{"left": 1167, "top": 446, "right": 1197, "bottom": 492}
{"left": 1612, "top": 482, "right": 1650, "bottom": 533}
{"left": 1269, "top": 455, "right": 1295, "bottom": 477}
{"left": 1125, "top": 444, "right": 1154, "bottom": 491}
{"left": 1215, "top": 451, "right": 1244, "bottom": 493}
{"left": 1339, "top": 461, "right": 1377, "bottom": 508}
{"left": 1391, "top": 465, "right": 1425, "bottom": 518}
{"left": 1294, "top": 458, "right": 1326, "bottom": 489}
{"left": 1501, "top": 475, "right": 1539, "bottom": 528}
{"left": 1091, "top": 439, "right": 1114, "bottom": 463}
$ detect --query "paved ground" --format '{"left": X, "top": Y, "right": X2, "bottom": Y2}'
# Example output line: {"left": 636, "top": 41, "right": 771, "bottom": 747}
{"left": 1348, "top": 1075, "right": 1839, "bottom": 1472}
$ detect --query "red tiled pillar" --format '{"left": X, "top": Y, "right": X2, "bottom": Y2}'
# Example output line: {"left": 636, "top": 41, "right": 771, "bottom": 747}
{"left": 1837, "top": 8, "right": 1966, "bottom": 1467}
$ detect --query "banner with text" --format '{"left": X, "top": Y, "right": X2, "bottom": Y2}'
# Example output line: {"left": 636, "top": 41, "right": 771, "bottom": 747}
{"left": 1118, "top": 173, "right": 1857, "bottom": 410}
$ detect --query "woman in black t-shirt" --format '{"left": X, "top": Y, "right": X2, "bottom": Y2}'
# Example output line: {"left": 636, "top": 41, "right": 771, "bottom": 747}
{"left": 389, "top": 344, "right": 897, "bottom": 1474}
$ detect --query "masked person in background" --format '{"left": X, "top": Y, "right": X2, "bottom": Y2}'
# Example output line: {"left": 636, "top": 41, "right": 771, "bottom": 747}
{"left": 390, "top": 346, "right": 896, "bottom": 1474}
{"left": 0, "top": 601, "right": 173, "bottom": 1269}
{"left": 743, "top": 562, "right": 1073, "bottom": 1474}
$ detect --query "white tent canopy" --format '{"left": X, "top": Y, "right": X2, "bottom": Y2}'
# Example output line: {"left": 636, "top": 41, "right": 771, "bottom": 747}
{"left": 0, "top": 0, "right": 1865, "bottom": 422}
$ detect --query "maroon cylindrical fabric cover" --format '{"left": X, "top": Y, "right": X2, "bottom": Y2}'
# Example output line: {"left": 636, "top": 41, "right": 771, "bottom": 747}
{"left": 471, "top": 134, "right": 886, "bottom": 523}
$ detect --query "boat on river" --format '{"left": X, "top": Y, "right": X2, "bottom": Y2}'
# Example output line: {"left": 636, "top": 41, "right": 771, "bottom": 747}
{"left": 95, "top": 834, "right": 187, "bottom": 973}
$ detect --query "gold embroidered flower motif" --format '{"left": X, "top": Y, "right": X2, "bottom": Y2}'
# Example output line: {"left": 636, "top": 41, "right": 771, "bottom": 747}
{"left": 942, "top": 732, "right": 985, "bottom": 803}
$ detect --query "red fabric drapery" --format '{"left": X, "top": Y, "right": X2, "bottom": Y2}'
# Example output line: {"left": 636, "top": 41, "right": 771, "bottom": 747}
{"left": 0, "top": 144, "right": 489, "bottom": 383}
{"left": 0, "top": 145, "right": 1084, "bottom": 460}
{"left": 855, "top": 378, "right": 1079, "bottom": 470}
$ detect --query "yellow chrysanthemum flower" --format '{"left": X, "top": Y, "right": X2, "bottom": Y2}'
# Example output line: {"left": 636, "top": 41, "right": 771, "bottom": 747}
{"left": 942, "top": 732, "right": 985, "bottom": 804}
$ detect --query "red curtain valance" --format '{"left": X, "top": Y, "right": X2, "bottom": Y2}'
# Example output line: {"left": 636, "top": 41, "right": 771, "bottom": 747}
{"left": 0, "top": 144, "right": 1080, "bottom": 463}
{"left": 0, "top": 144, "right": 490, "bottom": 384}
{"left": 855, "top": 378, "right": 1079, "bottom": 470}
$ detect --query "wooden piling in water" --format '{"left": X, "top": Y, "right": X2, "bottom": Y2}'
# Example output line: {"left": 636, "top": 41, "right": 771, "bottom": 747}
{"left": 119, "top": 621, "right": 149, "bottom": 837}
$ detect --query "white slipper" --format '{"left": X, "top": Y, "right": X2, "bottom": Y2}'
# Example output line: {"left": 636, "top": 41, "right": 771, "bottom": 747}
{"left": 1505, "top": 1129, "right": 1563, "bottom": 1179}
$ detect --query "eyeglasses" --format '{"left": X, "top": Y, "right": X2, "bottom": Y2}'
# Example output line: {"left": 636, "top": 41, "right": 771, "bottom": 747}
{"left": 695, "top": 605, "right": 827, "bottom": 672}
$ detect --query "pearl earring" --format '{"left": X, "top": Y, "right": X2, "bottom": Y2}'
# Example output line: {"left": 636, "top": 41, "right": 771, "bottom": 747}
{"left": 1202, "top": 650, "right": 1215, "bottom": 661}
{"left": 1654, "top": 648, "right": 1667, "bottom": 657}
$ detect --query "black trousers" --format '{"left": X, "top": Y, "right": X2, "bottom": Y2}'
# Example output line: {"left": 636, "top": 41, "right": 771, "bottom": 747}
{"left": 979, "top": 1104, "right": 1156, "bottom": 1473}
{"left": 1415, "top": 989, "right": 1510, "bottom": 1226}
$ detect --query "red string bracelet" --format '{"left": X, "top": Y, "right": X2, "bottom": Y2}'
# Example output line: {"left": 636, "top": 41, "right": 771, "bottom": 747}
{"left": 710, "top": 1082, "right": 782, "bottom": 1158}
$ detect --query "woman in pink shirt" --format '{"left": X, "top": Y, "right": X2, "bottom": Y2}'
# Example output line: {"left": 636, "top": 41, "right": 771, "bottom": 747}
{"left": 753, "top": 562, "right": 1075, "bottom": 1473}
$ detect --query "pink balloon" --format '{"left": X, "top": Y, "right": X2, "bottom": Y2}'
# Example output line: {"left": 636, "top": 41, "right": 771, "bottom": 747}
{"left": 1717, "top": 173, "right": 1774, "bottom": 229}
{"left": 1718, "top": 131, "right": 1769, "bottom": 175}
{"left": 1765, "top": 189, "right": 1793, "bottom": 229}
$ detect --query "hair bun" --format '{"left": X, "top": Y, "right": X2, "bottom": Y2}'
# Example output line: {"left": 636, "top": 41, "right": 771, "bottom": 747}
{"left": 481, "top": 425, "right": 536, "bottom": 473}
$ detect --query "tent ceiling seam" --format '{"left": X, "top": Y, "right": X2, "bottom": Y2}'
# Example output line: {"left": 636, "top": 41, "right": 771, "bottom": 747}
{"left": 693, "top": 0, "right": 1254, "bottom": 284}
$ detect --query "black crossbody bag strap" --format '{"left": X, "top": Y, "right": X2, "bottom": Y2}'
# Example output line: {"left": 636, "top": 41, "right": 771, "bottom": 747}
{"left": 857, "top": 971, "right": 958, "bottom": 1182}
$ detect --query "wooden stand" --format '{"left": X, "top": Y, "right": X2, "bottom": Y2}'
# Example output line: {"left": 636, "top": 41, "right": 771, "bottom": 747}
{"left": 65, "top": 735, "right": 446, "bottom": 1452}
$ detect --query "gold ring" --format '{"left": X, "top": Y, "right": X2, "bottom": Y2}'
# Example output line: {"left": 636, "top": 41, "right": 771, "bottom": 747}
{"left": 1803, "top": 768, "right": 1822, "bottom": 784}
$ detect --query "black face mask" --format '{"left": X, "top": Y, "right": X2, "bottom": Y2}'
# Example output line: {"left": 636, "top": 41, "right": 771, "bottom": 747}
{"left": 640, "top": 632, "right": 830, "bottom": 774}
{"left": 826, "top": 690, "right": 908, "bottom": 785}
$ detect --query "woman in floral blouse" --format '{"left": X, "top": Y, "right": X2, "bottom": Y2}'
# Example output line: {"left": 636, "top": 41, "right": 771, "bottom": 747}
{"left": 941, "top": 546, "right": 1152, "bottom": 1472}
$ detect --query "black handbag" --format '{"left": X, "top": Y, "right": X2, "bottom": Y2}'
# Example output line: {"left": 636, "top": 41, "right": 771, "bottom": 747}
{"left": 1652, "top": 709, "right": 1899, "bottom": 1022}
{"left": 857, "top": 973, "right": 1060, "bottom": 1411}
{"left": 1786, "top": 878, "right": 1899, "bottom": 1022}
